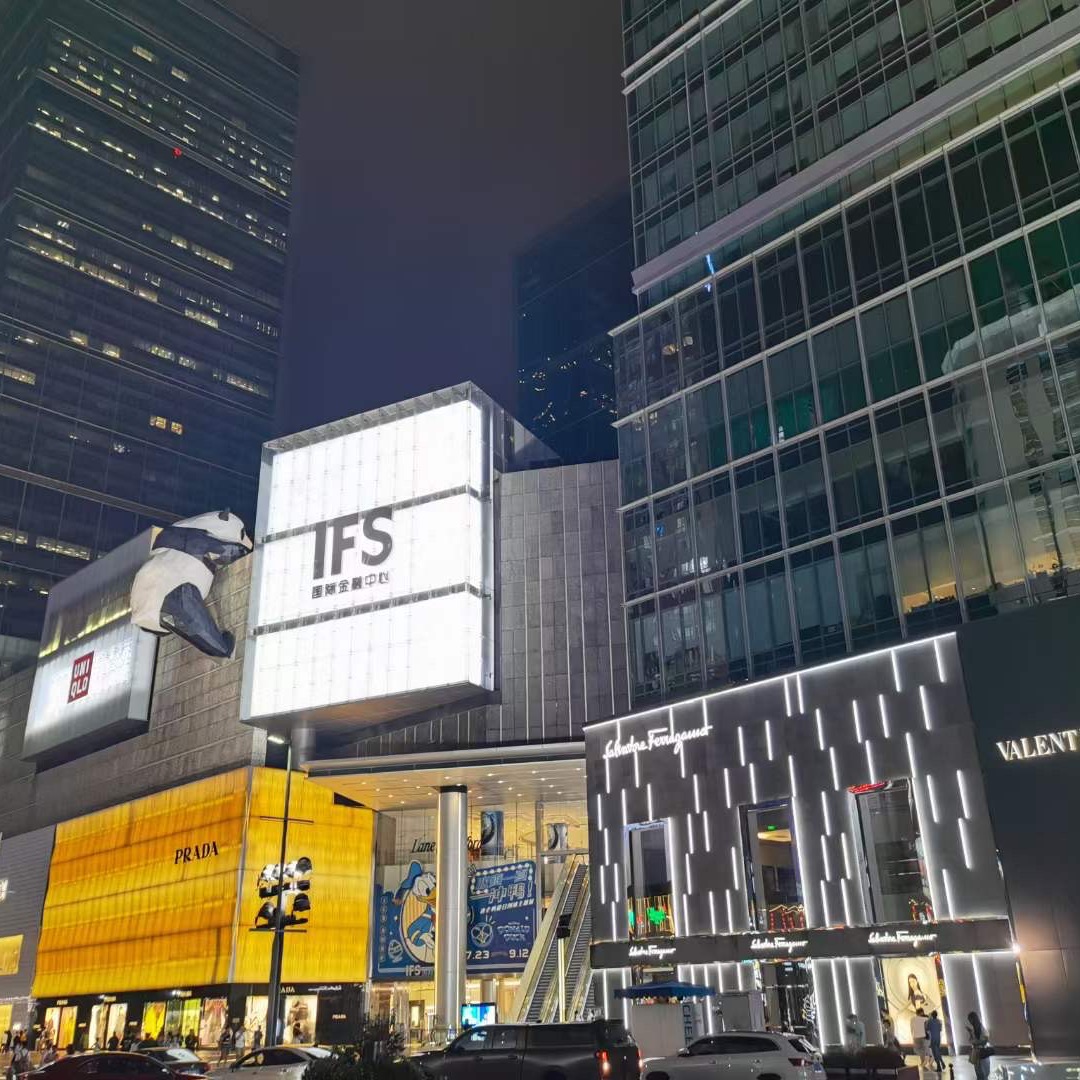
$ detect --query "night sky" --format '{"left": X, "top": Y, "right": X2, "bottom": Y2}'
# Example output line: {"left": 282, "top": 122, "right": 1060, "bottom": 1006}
{"left": 225, "top": 0, "right": 629, "bottom": 435}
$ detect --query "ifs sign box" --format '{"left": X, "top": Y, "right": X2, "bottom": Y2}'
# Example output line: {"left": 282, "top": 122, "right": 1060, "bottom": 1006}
{"left": 242, "top": 387, "right": 496, "bottom": 731}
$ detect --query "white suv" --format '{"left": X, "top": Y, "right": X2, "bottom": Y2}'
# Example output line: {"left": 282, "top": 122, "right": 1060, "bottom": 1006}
{"left": 643, "top": 1031, "right": 823, "bottom": 1080}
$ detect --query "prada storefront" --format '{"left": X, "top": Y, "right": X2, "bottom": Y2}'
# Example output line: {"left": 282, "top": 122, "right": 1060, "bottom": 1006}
{"left": 587, "top": 629, "right": 1055, "bottom": 1055}
{"left": 31, "top": 768, "right": 373, "bottom": 1049}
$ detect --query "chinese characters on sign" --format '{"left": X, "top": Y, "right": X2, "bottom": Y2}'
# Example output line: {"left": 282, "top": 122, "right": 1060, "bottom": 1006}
{"left": 311, "top": 572, "right": 391, "bottom": 600}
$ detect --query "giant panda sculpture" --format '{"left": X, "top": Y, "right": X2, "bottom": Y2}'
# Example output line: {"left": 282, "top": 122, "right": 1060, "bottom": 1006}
{"left": 130, "top": 510, "right": 253, "bottom": 658}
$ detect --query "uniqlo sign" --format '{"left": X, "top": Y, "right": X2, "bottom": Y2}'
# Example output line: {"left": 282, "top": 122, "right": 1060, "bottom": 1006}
{"left": 68, "top": 653, "right": 94, "bottom": 703}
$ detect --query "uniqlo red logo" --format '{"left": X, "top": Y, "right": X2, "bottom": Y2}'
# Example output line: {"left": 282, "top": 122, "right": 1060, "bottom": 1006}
{"left": 68, "top": 652, "right": 94, "bottom": 703}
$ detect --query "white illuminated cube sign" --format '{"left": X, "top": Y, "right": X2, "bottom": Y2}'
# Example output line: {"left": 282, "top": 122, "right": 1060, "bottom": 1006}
{"left": 242, "top": 392, "right": 495, "bottom": 729}
{"left": 23, "top": 533, "right": 158, "bottom": 764}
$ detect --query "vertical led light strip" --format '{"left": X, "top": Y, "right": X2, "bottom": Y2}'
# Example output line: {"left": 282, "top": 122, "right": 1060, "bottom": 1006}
{"left": 891, "top": 649, "right": 902, "bottom": 693}
{"left": 599, "top": 865, "right": 607, "bottom": 904}
{"left": 926, "top": 773, "right": 941, "bottom": 823}
{"left": 784, "top": 678, "right": 792, "bottom": 716}
{"left": 647, "top": 783, "right": 654, "bottom": 821}
{"left": 941, "top": 867, "right": 957, "bottom": 918}
{"left": 878, "top": 693, "right": 890, "bottom": 737}
{"left": 791, "top": 794, "right": 816, "bottom": 925}
{"left": 725, "top": 889, "right": 735, "bottom": 932}
{"left": 840, "top": 878, "right": 853, "bottom": 925}
{"left": 796, "top": 673, "right": 805, "bottom": 713}
{"left": 905, "top": 732, "right": 919, "bottom": 778}
{"left": 708, "top": 890, "right": 717, "bottom": 934}
{"left": 603, "top": 828, "right": 610, "bottom": 864}
{"left": 840, "top": 832, "right": 853, "bottom": 880}
{"left": 604, "top": 753, "right": 611, "bottom": 794}
{"left": 737, "top": 725, "right": 746, "bottom": 766}
{"left": 724, "top": 767, "right": 732, "bottom": 808}
{"left": 958, "top": 818, "right": 973, "bottom": 871}
{"left": 865, "top": 739, "right": 877, "bottom": 783}
{"left": 933, "top": 638, "right": 946, "bottom": 683}
{"left": 821, "top": 790, "right": 834, "bottom": 836}
{"left": 610, "top": 900, "right": 619, "bottom": 939}
{"left": 972, "top": 954, "right": 990, "bottom": 1029}
{"left": 749, "top": 762, "right": 759, "bottom": 803}
{"left": 693, "top": 773, "right": 701, "bottom": 814}
{"left": 621, "top": 787, "right": 628, "bottom": 827}
{"left": 819, "top": 880, "right": 832, "bottom": 926}
{"left": 852, "top": 700, "right": 863, "bottom": 742}
{"left": 956, "top": 769, "right": 972, "bottom": 819}
{"left": 788, "top": 754, "right": 798, "bottom": 797}
{"left": 919, "top": 684, "right": 933, "bottom": 730}
{"left": 622, "top": 969, "right": 630, "bottom": 1026}
{"left": 634, "top": 750, "right": 640, "bottom": 788}
{"left": 595, "top": 793, "right": 604, "bottom": 830}
{"left": 815, "top": 708, "right": 826, "bottom": 751}
{"left": 820, "top": 834, "right": 833, "bottom": 881}
{"left": 686, "top": 813, "right": 695, "bottom": 855}
{"left": 829, "top": 746, "right": 841, "bottom": 791}
{"left": 765, "top": 718, "right": 774, "bottom": 761}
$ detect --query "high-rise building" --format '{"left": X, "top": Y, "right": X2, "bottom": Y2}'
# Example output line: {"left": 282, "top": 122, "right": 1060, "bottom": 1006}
{"left": 0, "top": 0, "right": 296, "bottom": 649}
{"left": 516, "top": 189, "right": 634, "bottom": 463}
{"left": 612, "top": 0, "right": 1080, "bottom": 707}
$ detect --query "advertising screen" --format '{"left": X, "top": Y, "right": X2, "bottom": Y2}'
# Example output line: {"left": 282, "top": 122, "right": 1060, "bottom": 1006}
{"left": 23, "top": 533, "right": 158, "bottom": 764}
{"left": 243, "top": 393, "right": 495, "bottom": 729}
{"left": 33, "top": 768, "right": 374, "bottom": 997}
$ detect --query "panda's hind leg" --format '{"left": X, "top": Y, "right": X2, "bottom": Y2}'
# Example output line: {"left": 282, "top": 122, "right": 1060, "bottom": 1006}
{"left": 160, "top": 582, "right": 235, "bottom": 657}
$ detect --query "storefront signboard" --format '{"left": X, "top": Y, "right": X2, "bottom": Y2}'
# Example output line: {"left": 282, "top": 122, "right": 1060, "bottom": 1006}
{"left": 592, "top": 918, "right": 1012, "bottom": 969}
{"left": 24, "top": 533, "right": 157, "bottom": 764}
{"left": 995, "top": 729, "right": 1080, "bottom": 762}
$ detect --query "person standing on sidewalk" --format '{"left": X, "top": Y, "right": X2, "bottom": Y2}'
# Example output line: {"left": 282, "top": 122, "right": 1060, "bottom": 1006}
{"left": 911, "top": 1008, "right": 930, "bottom": 1069}
{"left": 233, "top": 1026, "right": 246, "bottom": 1063}
{"left": 927, "top": 1011, "right": 946, "bottom": 1072}
{"left": 967, "top": 1012, "right": 991, "bottom": 1080}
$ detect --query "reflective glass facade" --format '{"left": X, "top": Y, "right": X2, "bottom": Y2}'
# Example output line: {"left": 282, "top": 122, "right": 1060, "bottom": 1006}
{"left": 614, "top": 1, "right": 1080, "bottom": 706}
{"left": 516, "top": 191, "right": 635, "bottom": 463}
{"left": 0, "top": 0, "right": 296, "bottom": 641}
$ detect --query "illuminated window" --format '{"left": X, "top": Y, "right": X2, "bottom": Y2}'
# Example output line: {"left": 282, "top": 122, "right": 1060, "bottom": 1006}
{"left": 185, "top": 308, "right": 218, "bottom": 328}
{"left": 742, "top": 802, "right": 805, "bottom": 931}
{"left": 178, "top": 355, "right": 196, "bottom": 370}
{"left": 626, "top": 821, "right": 674, "bottom": 940}
{"left": 36, "top": 537, "right": 91, "bottom": 561}
{"left": 0, "top": 526, "right": 29, "bottom": 546}
{"left": 0, "top": 364, "right": 36, "bottom": 386}
{"left": 170, "top": 421, "right": 183, "bottom": 435}
{"left": 69, "top": 331, "right": 88, "bottom": 346}
{"left": 149, "top": 415, "right": 167, "bottom": 430}
{"left": 132, "top": 45, "right": 156, "bottom": 63}
{"left": 170, "top": 67, "right": 189, "bottom": 82}
{"left": 150, "top": 415, "right": 183, "bottom": 436}
{"left": 101, "top": 344, "right": 121, "bottom": 359}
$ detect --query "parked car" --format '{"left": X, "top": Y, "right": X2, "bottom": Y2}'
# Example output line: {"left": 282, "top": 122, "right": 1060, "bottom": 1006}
{"left": 411, "top": 1020, "right": 640, "bottom": 1080}
{"left": 209, "top": 1047, "right": 332, "bottom": 1080}
{"left": 138, "top": 1050, "right": 208, "bottom": 1077}
{"left": 29, "top": 1052, "right": 205, "bottom": 1080}
{"left": 642, "top": 1031, "right": 824, "bottom": 1080}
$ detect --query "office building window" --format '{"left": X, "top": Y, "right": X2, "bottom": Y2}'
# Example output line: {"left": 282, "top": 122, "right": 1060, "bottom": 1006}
{"left": 643, "top": 307, "right": 680, "bottom": 403}
{"left": 660, "top": 586, "right": 702, "bottom": 694}
{"left": 779, "top": 435, "right": 830, "bottom": 545}
{"left": 701, "top": 571, "right": 748, "bottom": 685}
{"left": 628, "top": 599, "right": 662, "bottom": 704}
{"left": 623, "top": 505, "right": 654, "bottom": 600}
{"left": 838, "top": 524, "right": 901, "bottom": 648}
{"left": 686, "top": 380, "right": 728, "bottom": 477}
{"left": 928, "top": 373, "right": 1001, "bottom": 494}
{"left": 826, "top": 418, "right": 883, "bottom": 529}
{"left": 790, "top": 543, "right": 846, "bottom": 663}
{"left": 875, "top": 395, "right": 939, "bottom": 512}
{"left": 744, "top": 558, "right": 795, "bottom": 675}
{"left": 718, "top": 265, "right": 762, "bottom": 369}
{"left": 728, "top": 362, "right": 772, "bottom": 458}
{"left": 1029, "top": 209, "right": 1080, "bottom": 333}
{"left": 861, "top": 295, "right": 920, "bottom": 402}
{"left": 678, "top": 284, "right": 720, "bottom": 387}
{"left": 912, "top": 268, "right": 978, "bottom": 380}
{"left": 736, "top": 455, "right": 782, "bottom": 559}
{"left": 649, "top": 399, "right": 688, "bottom": 491}
{"left": 758, "top": 240, "right": 806, "bottom": 347}
{"left": 1010, "top": 462, "right": 1080, "bottom": 602}
{"left": 813, "top": 318, "right": 866, "bottom": 424}
{"left": 895, "top": 158, "right": 960, "bottom": 280}
{"left": 693, "top": 474, "right": 738, "bottom": 576}
{"left": 654, "top": 489, "right": 694, "bottom": 589}
{"left": 891, "top": 506, "right": 961, "bottom": 632}
{"left": 801, "top": 214, "right": 853, "bottom": 328}
{"left": 620, "top": 416, "right": 649, "bottom": 504}
{"left": 768, "top": 341, "right": 816, "bottom": 442}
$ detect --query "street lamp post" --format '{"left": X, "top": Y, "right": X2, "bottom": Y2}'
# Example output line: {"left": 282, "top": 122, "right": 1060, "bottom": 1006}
{"left": 265, "top": 737, "right": 293, "bottom": 1046}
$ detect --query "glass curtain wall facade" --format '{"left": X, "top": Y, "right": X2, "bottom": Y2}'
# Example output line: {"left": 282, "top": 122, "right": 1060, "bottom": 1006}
{"left": 614, "top": 1, "right": 1080, "bottom": 706}
{"left": 516, "top": 190, "right": 636, "bottom": 463}
{"left": 0, "top": 0, "right": 296, "bottom": 642}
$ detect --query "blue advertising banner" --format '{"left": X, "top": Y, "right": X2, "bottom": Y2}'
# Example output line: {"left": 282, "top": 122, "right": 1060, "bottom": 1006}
{"left": 466, "top": 860, "right": 535, "bottom": 973}
{"left": 373, "top": 860, "right": 535, "bottom": 980}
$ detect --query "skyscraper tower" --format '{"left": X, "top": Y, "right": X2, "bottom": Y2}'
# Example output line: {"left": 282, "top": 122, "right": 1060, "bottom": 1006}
{"left": 0, "top": 0, "right": 296, "bottom": 655}
{"left": 613, "top": 0, "right": 1080, "bottom": 707}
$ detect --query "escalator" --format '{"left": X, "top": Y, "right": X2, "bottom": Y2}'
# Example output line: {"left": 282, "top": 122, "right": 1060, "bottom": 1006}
{"left": 510, "top": 856, "right": 593, "bottom": 1023}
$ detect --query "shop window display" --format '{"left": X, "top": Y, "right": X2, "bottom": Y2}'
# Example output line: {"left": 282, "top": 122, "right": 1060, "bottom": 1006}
{"left": 742, "top": 801, "right": 806, "bottom": 931}
{"left": 627, "top": 821, "right": 674, "bottom": 939}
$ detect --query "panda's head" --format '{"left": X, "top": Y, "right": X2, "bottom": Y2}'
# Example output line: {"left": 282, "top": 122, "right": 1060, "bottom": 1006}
{"left": 172, "top": 510, "right": 253, "bottom": 552}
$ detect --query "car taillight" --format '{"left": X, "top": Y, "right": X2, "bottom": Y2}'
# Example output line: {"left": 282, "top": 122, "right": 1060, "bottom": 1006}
{"left": 790, "top": 1058, "right": 811, "bottom": 1067}
{"left": 597, "top": 1049, "right": 612, "bottom": 1077}
{"left": 638, "top": 1048, "right": 644, "bottom": 1073}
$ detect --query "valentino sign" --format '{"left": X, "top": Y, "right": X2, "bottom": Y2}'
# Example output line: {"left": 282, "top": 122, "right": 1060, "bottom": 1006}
{"left": 996, "top": 729, "right": 1080, "bottom": 762}
{"left": 604, "top": 719, "right": 713, "bottom": 761}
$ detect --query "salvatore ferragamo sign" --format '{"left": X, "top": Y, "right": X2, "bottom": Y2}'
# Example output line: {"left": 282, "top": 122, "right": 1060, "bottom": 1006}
{"left": 604, "top": 719, "right": 713, "bottom": 761}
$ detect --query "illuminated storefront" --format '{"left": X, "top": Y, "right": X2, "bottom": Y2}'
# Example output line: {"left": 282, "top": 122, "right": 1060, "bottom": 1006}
{"left": 32, "top": 767, "right": 374, "bottom": 1047}
{"left": 587, "top": 634, "right": 1031, "bottom": 1052}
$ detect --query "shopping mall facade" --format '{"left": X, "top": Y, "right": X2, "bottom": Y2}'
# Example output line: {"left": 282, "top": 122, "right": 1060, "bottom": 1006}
{"left": 0, "top": 385, "right": 625, "bottom": 1046}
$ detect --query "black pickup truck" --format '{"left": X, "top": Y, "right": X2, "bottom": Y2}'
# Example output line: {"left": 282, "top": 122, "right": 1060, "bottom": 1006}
{"left": 411, "top": 1020, "right": 640, "bottom": 1080}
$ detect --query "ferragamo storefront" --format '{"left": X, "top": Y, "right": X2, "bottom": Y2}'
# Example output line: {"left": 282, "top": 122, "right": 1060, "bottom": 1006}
{"left": 586, "top": 633, "right": 1031, "bottom": 1053}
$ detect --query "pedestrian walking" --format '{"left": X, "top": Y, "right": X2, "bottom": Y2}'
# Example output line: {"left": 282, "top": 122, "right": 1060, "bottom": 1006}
{"left": 184, "top": 1031, "right": 197, "bottom": 1053}
{"left": 911, "top": 1008, "right": 930, "bottom": 1069}
{"left": 253, "top": 1027, "right": 263, "bottom": 1052}
{"left": 927, "top": 1010, "right": 945, "bottom": 1072}
{"left": 218, "top": 1027, "right": 232, "bottom": 1063}
{"left": 107, "top": 1034, "right": 120, "bottom": 1052}
{"left": 845, "top": 1012, "right": 866, "bottom": 1051}
{"left": 233, "top": 1026, "right": 246, "bottom": 1062}
{"left": 967, "top": 1011, "right": 991, "bottom": 1080}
